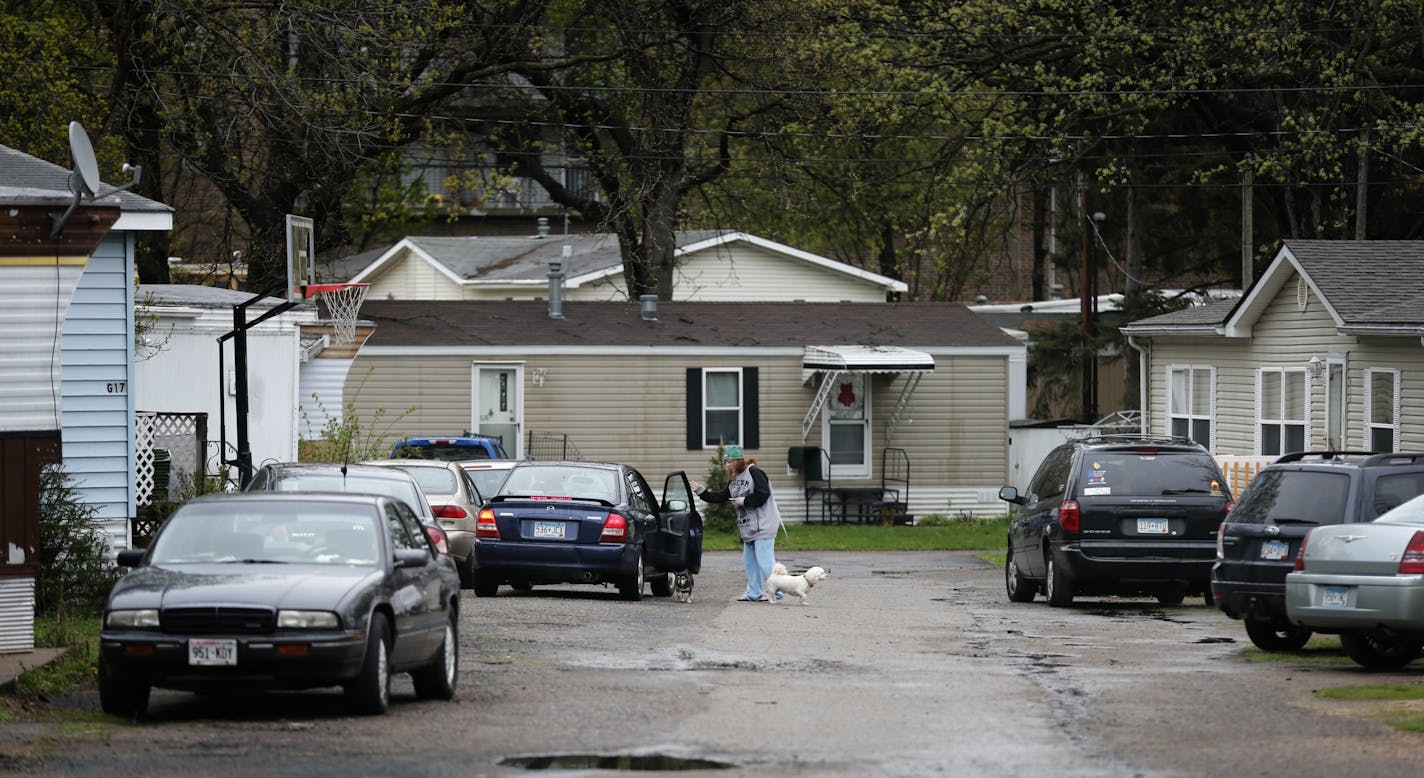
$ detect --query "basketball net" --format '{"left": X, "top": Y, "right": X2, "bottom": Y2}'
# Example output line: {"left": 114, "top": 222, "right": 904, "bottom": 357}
{"left": 307, "top": 283, "right": 370, "bottom": 345}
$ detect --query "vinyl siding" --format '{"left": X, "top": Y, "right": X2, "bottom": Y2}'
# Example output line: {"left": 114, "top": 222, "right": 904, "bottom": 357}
{"left": 0, "top": 263, "right": 86, "bottom": 432}
{"left": 346, "top": 349, "right": 1013, "bottom": 517}
{"left": 366, "top": 248, "right": 463, "bottom": 299}
{"left": 61, "top": 233, "right": 135, "bottom": 537}
{"left": 1142, "top": 267, "right": 1424, "bottom": 456}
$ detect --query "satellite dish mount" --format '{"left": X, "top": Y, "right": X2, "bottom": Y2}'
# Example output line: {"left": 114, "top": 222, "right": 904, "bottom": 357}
{"left": 50, "top": 121, "right": 143, "bottom": 238}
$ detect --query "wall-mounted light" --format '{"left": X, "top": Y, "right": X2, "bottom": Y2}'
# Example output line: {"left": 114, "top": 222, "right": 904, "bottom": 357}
{"left": 1306, "top": 355, "right": 1325, "bottom": 382}
{"left": 531, "top": 367, "right": 546, "bottom": 387}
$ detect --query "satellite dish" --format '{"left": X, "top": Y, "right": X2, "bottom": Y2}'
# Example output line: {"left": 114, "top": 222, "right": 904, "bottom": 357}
{"left": 68, "top": 121, "right": 101, "bottom": 197}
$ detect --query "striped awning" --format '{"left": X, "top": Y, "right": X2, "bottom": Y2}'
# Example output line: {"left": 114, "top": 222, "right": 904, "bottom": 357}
{"left": 802, "top": 345, "right": 935, "bottom": 374}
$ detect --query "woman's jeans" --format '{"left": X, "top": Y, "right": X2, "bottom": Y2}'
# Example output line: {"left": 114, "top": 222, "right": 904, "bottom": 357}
{"left": 743, "top": 538, "right": 777, "bottom": 598}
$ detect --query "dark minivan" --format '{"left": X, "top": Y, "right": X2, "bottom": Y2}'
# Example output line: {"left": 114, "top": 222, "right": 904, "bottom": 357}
{"left": 1000, "top": 435, "right": 1234, "bottom": 607}
{"left": 1213, "top": 451, "right": 1424, "bottom": 650}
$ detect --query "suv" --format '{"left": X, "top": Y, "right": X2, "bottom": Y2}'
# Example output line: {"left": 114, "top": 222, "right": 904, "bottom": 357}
{"left": 999, "top": 435, "right": 1233, "bottom": 607}
{"left": 1213, "top": 451, "right": 1424, "bottom": 650}
{"left": 392, "top": 436, "right": 508, "bottom": 461}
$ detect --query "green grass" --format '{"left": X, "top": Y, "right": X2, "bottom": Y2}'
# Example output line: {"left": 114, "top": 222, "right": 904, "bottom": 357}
{"left": 704, "top": 516, "right": 1009, "bottom": 552}
{"left": 1239, "top": 635, "right": 1351, "bottom": 664}
{"left": 1, "top": 613, "right": 101, "bottom": 714}
{"left": 1317, "top": 683, "right": 1424, "bottom": 701}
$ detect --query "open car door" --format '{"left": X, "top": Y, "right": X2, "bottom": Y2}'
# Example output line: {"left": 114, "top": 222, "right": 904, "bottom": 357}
{"left": 658, "top": 472, "right": 703, "bottom": 574}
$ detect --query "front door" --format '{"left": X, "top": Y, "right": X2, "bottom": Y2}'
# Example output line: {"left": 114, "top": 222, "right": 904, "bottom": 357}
{"left": 473, "top": 364, "right": 521, "bottom": 458}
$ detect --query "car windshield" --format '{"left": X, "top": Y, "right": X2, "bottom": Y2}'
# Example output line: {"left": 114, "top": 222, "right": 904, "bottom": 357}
{"left": 388, "top": 466, "right": 458, "bottom": 497}
{"left": 273, "top": 473, "right": 424, "bottom": 513}
{"left": 499, "top": 465, "right": 618, "bottom": 502}
{"left": 1375, "top": 493, "right": 1424, "bottom": 526}
{"left": 147, "top": 501, "right": 382, "bottom": 565}
{"left": 1227, "top": 469, "right": 1350, "bottom": 525}
{"left": 1076, "top": 450, "right": 1228, "bottom": 498}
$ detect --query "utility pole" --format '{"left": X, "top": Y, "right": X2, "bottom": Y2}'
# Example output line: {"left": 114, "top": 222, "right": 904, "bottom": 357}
{"left": 1080, "top": 181, "right": 1095, "bottom": 423}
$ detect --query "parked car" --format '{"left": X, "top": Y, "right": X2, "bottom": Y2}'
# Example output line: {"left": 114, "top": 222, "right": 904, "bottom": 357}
{"left": 98, "top": 492, "right": 461, "bottom": 716}
{"left": 363, "top": 459, "right": 486, "bottom": 588}
{"left": 1286, "top": 492, "right": 1424, "bottom": 669}
{"left": 392, "top": 436, "right": 507, "bottom": 461}
{"left": 459, "top": 459, "right": 520, "bottom": 500}
{"left": 245, "top": 462, "right": 451, "bottom": 556}
{"left": 472, "top": 460, "right": 702, "bottom": 600}
{"left": 998, "top": 434, "right": 1233, "bottom": 607}
{"left": 1214, "top": 452, "right": 1424, "bottom": 651}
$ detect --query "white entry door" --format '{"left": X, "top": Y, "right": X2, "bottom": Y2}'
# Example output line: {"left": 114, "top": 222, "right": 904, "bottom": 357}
{"left": 473, "top": 364, "right": 522, "bottom": 459}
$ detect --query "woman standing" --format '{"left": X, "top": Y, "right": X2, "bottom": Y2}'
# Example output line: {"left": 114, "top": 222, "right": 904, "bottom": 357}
{"left": 691, "top": 444, "right": 782, "bottom": 602}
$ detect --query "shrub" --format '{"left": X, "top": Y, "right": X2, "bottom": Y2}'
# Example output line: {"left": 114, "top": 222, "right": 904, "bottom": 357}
{"left": 701, "top": 444, "right": 737, "bottom": 534}
{"left": 37, "top": 465, "right": 119, "bottom": 616}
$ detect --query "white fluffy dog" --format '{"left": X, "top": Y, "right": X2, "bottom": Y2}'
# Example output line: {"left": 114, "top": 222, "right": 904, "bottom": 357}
{"left": 765, "top": 562, "right": 828, "bottom": 605}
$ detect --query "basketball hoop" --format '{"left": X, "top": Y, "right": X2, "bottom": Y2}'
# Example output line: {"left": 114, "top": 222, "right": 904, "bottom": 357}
{"left": 305, "top": 283, "right": 370, "bottom": 345}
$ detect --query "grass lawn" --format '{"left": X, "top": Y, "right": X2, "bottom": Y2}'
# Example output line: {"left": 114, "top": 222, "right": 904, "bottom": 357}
{"left": 703, "top": 516, "right": 1009, "bottom": 552}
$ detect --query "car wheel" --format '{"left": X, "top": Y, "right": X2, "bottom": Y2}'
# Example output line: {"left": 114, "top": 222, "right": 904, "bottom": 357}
{"left": 473, "top": 571, "right": 499, "bottom": 598}
{"left": 1244, "top": 620, "right": 1312, "bottom": 652}
{"left": 618, "top": 547, "right": 644, "bottom": 601}
{"left": 1340, "top": 631, "right": 1423, "bottom": 670}
{"left": 457, "top": 554, "right": 477, "bottom": 589}
{"left": 1155, "top": 586, "right": 1186, "bottom": 606}
{"left": 411, "top": 613, "right": 459, "bottom": 701}
{"left": 1044, "top": 553, "right": 1074, "bottom": 607}
{"left": 97, "top": 658, "right": 150, "bottom": 717}
{"left": 1005, "top": 547, "right": 1036, "bottom": 602}
{"left": 1203, "top": 589, "right": 1214, "bottom": 608}
{"left": 649, "top": 571, "right": 674, "bottom": 597}
{"left": 510, "top": 580, "right": 534, "bottom": 591}
{"left": 345, "top": 612, "right": 392, "bottom": 715}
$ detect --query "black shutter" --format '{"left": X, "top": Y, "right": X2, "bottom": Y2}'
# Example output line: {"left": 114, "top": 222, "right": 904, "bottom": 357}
{"left": 686, "top": 368, "right": 702, "bottom": 450}
{"left": 743, "top": 367, "right": 759, "bottom": 449}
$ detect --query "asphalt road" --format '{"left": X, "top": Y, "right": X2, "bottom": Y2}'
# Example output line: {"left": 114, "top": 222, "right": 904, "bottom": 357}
{"left": 4, "top": 551, "right": 1424, "bottom": 777}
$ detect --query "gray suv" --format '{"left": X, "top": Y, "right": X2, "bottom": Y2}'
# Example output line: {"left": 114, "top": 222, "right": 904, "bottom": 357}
{"left": 1212, "top": 451, "right": 1424, "bottom": 650}
{"left": 1000, "top": 435, "right": 1233, "bottom": 607}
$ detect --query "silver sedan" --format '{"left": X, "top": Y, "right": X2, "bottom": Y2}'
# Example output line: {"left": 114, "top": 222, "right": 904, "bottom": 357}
{"left": 1285, "top": 493, "right": 1424, "bottom": 668}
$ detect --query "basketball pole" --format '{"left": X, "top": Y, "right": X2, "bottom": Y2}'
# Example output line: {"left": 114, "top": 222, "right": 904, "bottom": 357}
{"left": 217, "top": 284, "right": 299, "bottom": 490}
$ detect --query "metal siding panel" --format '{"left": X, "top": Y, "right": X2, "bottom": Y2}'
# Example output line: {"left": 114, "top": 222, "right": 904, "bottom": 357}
{"left": 299, "top": 358, "right": 355, "bottom": 439}
{"left": 0, "top": 578, "right": 35, "bottom": 653}
{"left": 0, "top": 265, "right": 85, "bottom": 432}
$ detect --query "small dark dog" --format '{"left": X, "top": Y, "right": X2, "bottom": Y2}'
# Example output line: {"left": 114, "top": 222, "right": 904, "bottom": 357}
{"left": 673, "top": 572, "right": 694, "bottom": 604}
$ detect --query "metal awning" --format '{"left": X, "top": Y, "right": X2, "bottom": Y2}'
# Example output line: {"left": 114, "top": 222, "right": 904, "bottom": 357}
{"left": 801, "top": 346, "right": 935, "bottom": 442}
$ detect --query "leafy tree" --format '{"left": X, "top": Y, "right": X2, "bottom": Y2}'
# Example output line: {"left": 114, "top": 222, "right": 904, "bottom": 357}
{"left": 37, "top": 465, "right": 118, "bottom": 616}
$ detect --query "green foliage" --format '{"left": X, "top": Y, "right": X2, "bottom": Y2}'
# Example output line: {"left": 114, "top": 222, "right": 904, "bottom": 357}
{"left": 14, "top": 614, "right": 101, "bottom": 700}
{"left": 300, "top": 396, "right": 415, "bottom": 463}
{"left": 703, "top": 517, "right": 1010, "bottom": 551}
{"left": 37, "top": 466, "right": 119, "bottom": 618}
{"left": 701, "top": 444, "right": 737, "bottom": 535}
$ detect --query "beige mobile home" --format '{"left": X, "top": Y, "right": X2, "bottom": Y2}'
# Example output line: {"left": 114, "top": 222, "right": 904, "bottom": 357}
{"left": 344, "top": 300, "right": 1026, "bottom": 521}
{"left": 1122, "top": 240, "right": 1424, "bottom": 468}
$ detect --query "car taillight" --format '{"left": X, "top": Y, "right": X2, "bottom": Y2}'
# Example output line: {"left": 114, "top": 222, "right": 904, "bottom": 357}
{"left": 599, "top": 513, "right": 628, "bottom": 543}
{"left": 1058, "top": 500, "right": 1080, "bottom": 532}
{"left": 476, "top": 508, "right": 500, "bottom": 540}
{"left": 1399, "top": 531, "right": 1424, "bottom": 575}
{"left": 1224, "top": 500, "right": 1234, "bottom": 516}
{"left": 1216, "top": 520, "right": 1226, "bottom": 559}
{"left": 433, "top": 504, "right": 468, "bottom": 519}
{"left": 425, "top": 525, "right": 450, "bottom": 556}
{"left": 1294, "top": 530, "right": 1311, "bottom": 571}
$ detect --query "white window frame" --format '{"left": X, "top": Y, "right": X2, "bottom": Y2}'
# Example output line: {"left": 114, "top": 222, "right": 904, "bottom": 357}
{"left": 821, "top": 373, "right": 872, "bottom": 478}
{"left": 702, "top": 367, "right": 743, "bottom": 449}
{"left": 1166, "top": 365, "right": 1215, "bottom": 451}
{"left": 1255, "top": 367, "right": 1310, "bottom": 456}
{"left": 1364, "top": 367, "right": 1401, "bottom": 453}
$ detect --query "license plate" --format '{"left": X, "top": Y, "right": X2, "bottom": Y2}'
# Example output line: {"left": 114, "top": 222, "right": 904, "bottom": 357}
{"left": 1260, "top": 540, "right": 1290, "bottom": 560}
{"left": 188, "top": 638, "right": 237, "bottom": 666}
{"left": 1322, "top": 587, "right": 1350, "bottom": 608}
{"left": 1137, "top": 518, "right": 1169, "bottom": 535}
{"left": 533, "top": 521, "right": 566, "bottom": 539}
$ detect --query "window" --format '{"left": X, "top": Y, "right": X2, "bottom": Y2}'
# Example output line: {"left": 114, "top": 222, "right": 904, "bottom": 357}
{"left": 1258, "top": 368, "right": 1307, "bottom": 456}
{"left": 686, "top": 368, "right": 759, "bottom": 450}
{"left": 824, "top": 373, "right": 870, "bottom": 477}
{"left": 1168, "top": 366, "right": 1213, "bottom": 448}
{"left": 386, "top": 503, "right": 420, "bottom": 551}
{"left": 1365, "top": 368, "right": 1400, "bottom": 453}
{"left": 1028, "top": 448, "right": 1073, "bottom": 503}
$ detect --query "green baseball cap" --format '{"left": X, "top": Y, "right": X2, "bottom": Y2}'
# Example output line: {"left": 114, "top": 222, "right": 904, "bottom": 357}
{"left": 722, "top": 444, "right": 743, "bottom": 461}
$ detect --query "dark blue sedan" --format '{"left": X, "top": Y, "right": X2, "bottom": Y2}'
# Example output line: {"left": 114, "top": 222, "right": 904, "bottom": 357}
{"left": 98, "top": 492, "right": 460, "bottom": 716}
{"left": 472, "top": 461, "right": 702, "bottom": 600}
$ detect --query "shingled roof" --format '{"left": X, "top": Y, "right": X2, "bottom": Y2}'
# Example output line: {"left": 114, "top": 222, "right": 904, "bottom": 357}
{"left": 358, "top": 300, "right": 1019, "bottom": 349}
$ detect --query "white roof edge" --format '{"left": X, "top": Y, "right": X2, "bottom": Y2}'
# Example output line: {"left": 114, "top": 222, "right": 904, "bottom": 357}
{"left": 112, "top": 212, "right": 173, "bottom": 231}
{"left": 1224, "top": 244, "right": 1343, "bottom": 337}
{"left": 677, "top": 232, "right": 909, "bottom": 292}
{"left": 801, "top": 345, "right": 935, "bottom": 371}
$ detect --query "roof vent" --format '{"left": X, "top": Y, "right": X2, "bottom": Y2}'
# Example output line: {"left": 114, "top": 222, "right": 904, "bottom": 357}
{"left": 536, "top": 217, "right": 550, "bottom": 238}
{"left": 547, "top": 261, "right": 564, "bottom": 319}
{"left": 640, "top": 294, "right": 658, "bottom": 321}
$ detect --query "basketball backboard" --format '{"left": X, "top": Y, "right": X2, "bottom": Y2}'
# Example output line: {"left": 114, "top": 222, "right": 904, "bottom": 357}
{"left": 285, "top": 214, "right": 315, "bottom": 302}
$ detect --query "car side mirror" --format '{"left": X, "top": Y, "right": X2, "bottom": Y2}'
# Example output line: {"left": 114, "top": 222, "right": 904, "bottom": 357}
{"left": 394, "top": 548, "right": 430, "bottom": 568}
{"left": 664, "top": 499, "right": 688, "bottom": 512}
{"left": 998, "top": 486, "right": 1024, "bottom": 505}
{"left": 116, "top": 548, "right": 147, "bottom": 567}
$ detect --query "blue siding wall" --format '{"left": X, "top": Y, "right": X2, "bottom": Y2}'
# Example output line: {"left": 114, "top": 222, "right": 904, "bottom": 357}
{"left": 61, "top": 233, "right": 136, "bottom": 543}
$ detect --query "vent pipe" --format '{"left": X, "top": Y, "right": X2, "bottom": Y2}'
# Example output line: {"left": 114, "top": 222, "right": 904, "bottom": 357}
{"left": 536, "top": 217, "right": 550, "bottom": 238}
{"left": 547, "top": 260, "right": 564, "bottom": 319}
{"left": 640, "top": 294, "right": 658, "bottom": 321}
